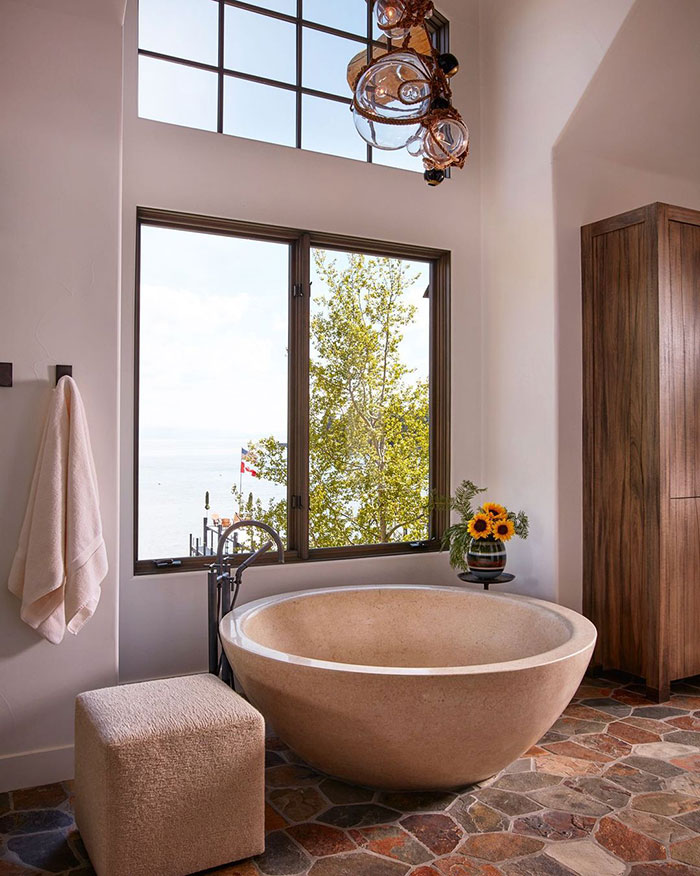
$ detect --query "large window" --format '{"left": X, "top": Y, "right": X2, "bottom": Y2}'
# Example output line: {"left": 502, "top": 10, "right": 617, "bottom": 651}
{"left": 137, "top": 0, "right": 449, "bottom": 171}
{"left": 135, "top": 209, "right": 450, "bottom": 573}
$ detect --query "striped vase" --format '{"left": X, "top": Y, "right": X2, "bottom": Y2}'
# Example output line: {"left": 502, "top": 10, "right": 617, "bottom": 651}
{"left": 466, "top": 536, "right": 507, "bottom": 580}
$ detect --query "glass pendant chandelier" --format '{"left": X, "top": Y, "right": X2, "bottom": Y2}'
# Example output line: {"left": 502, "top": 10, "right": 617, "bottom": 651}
{"left": 349, "top": 0, "right": 469, "bottom": 186}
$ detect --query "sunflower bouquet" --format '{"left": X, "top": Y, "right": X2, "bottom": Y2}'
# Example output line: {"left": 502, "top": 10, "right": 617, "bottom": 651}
{"left": 439, "top": 480, "right": 529, "bottom": 573}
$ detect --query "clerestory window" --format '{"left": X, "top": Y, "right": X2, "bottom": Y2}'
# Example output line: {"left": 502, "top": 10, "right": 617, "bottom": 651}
{"left": 137, "top": 0, "right": 449, "bottom": 171}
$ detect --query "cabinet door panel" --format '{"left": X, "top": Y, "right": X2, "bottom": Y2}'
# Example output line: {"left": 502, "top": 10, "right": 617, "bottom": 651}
{"left": 666, "top": 498, "right": 700, "bottom": 679}
{"left": 668, "top": 220, "right": 700, "bottom": 498}
{"left": 588, "top": 222, "right": 656, "bottom": 676}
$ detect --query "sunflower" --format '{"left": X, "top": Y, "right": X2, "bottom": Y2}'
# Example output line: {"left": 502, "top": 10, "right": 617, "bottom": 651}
{"left": 467, "top": 513, "right": 492, "bottom": 539}
{"left": 482, "top": 502, "right": 507, "bottom": 520}
{"left": 493, "top": 518, "right": 515, "bottom": 541}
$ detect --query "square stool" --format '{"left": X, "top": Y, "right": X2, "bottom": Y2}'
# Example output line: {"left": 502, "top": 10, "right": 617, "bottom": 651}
{"left": 75, "top": 673, "right": 265, "bottom": 876}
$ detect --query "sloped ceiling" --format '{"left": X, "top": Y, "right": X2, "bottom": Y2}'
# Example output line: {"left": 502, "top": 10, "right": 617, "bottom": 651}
{"left": 557, "top": 0, "right": 700, "bottom": 181}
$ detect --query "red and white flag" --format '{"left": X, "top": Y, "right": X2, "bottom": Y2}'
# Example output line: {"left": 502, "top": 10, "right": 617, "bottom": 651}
{"left": 240, "top": 448, "right": 258, "bottom": 477}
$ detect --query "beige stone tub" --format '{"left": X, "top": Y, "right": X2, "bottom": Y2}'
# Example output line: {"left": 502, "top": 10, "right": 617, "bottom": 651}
{"left": 220, "top": 585, "right": 596, "bottom": 790}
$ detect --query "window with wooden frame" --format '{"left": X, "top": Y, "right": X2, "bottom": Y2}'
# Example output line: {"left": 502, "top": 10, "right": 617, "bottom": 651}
{"left": 134, "top": 208, "right": 450, "bottom": 573}
{"left": 137, "top": 0, "right": 450, "bottom": 172}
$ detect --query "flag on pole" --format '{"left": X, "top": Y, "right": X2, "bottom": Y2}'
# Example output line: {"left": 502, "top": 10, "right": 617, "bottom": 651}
{"left": 240, "top": 448, "right": 258, "bottom": 477}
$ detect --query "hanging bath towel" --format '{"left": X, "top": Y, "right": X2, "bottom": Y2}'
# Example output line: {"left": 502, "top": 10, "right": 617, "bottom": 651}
{"left": 8, "top": 376, "right": 108, "bottom": 644}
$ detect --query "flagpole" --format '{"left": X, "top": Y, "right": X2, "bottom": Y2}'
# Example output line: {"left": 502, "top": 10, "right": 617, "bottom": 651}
{"left": 239, "top": 448, "right": 243, "bottom": 514}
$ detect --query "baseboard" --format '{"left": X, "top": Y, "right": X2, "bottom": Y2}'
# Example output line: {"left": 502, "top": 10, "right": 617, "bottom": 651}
{"left": 0, "top": 744, "right": 74, "bottom": 793}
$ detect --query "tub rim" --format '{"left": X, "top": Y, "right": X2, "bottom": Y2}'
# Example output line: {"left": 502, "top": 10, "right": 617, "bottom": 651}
{"left": 219, "top": 584, "right": 597, "bottom": 677}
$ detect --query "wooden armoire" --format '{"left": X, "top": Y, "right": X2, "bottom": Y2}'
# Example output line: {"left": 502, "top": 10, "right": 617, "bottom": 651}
{"left": 582, "top": 202, "right": 700, "bottom": 701}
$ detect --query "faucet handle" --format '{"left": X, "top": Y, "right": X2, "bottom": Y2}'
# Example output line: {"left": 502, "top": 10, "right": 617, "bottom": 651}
{"left": 237, "top": 541, "right": 274, "bottom": 576}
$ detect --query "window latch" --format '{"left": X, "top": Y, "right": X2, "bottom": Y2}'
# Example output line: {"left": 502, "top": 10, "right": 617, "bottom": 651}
{"left": 291, "top": 495, "right": 305, "bottom": 509}
{"left": 292, "top": 281, "right": 312, "bottom": 298}
{"left": 154, "top": 559, "right": 183, "bottom": 569}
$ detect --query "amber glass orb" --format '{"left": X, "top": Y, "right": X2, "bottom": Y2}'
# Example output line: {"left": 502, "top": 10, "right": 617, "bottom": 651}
{"left": 354, "top": 52, "right": 432, "bottom": 122}
{"left": 423, "top": 117, "right": 469, "bottom": 167}
{"left": 375, "top": 0, "right": 410, "bottom": 40}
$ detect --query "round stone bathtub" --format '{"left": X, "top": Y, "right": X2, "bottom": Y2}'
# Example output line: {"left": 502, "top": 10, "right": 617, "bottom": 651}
{"left": 220, "top": 585, "right": 596, "bottom": 790}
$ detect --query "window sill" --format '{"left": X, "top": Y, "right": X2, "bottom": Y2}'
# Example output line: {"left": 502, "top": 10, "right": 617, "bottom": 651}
{"left": 133, "top": 539, "right": 442, "bottom": 576}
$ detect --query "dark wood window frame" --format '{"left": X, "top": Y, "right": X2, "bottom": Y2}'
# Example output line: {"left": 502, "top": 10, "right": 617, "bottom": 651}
{"left": 134, "top": 207, "right": 451, "bottom": 575}
{"left": 137, "top": 0, "right": 450, "bottom": 163}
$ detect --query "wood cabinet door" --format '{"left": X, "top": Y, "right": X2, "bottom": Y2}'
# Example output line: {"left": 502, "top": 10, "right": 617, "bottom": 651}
{"left": 583, "top": 213, "right": 659, "bottom": 677}
{"left": 666, "top": 498, "right": 700, "bottom": 679}
{"left": 666, "top": 216, "right": 700, "bottom": 499}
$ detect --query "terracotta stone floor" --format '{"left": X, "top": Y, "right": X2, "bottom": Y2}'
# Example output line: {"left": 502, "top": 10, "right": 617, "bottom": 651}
{"left": 2, "top": 674, "right": 700, "bottom": 876}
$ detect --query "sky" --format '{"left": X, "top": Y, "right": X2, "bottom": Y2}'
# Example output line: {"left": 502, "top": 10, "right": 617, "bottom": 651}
{"left": 139, "top": 224, "right": 430, "bottom": 440}
{"left": 139, "top": 227, "right": 289, "bottom": 439}
{"left": 137, "top": 0, "right": 424, "bottom": 171}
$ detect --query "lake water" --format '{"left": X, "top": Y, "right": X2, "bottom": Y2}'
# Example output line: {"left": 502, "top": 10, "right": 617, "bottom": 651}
{"left": 138, "top": 432, "right": 285, "bottom": 560}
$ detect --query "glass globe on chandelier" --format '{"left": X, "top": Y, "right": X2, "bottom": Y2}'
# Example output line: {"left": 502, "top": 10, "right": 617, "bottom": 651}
{"left": 375, "top": 0, "right": 430, "bottom": 40}
{"left": 350, "top": 0, "right": 469, "bottom": 186}
{"left": 352, "top": 50, "right": 432, "bottom": 152}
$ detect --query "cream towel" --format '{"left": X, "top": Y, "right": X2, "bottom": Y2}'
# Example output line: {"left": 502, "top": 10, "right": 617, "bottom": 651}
{"left": 8, "top": 376, "right": 108, "bottom": 644}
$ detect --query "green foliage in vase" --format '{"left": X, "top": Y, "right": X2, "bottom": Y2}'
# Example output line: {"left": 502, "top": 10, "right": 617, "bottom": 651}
{"left": 232, "top": 251, "right": 430, "bottom": 549}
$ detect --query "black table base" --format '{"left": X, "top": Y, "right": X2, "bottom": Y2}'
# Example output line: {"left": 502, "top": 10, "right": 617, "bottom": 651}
{"left": 457, "top": 572, "right": 516, "bottom": 591}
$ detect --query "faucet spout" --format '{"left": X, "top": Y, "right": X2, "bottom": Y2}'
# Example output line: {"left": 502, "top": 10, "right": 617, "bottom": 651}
{"left": 215, "top": 518, "right": 285, "bottom": 567}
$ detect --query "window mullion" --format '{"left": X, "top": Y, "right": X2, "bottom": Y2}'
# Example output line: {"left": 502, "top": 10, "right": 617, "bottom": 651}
{"left": 429, "top": 253, "right": 451, "bottom": 542}
{"left": 217, "top": 0, "right": 225, "bottom": 133}
{"left": 295, "top": 0, "right": 303, "bottom": 149}
{"left": 288, "top": 233, "right": 310, "bottom": 559}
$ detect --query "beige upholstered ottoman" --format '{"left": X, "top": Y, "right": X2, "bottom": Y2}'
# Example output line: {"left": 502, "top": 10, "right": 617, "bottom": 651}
{"left": 75, "top": 674, "right": 265, "bottom": 876}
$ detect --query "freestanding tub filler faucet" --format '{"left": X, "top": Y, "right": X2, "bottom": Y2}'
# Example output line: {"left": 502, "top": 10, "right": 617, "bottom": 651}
{"left": 207, "top": 519, "right": 284, "bottom": 686}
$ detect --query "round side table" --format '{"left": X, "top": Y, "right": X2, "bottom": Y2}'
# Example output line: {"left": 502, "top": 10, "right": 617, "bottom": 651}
{"left": 457, "top": 572, "right": 516, "bottom": 592}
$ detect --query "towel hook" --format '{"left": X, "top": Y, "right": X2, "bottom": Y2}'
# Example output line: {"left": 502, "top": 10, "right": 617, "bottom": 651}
{"left": 0, "top": 364, "right": 73, "bottom": 388}
{"left": 55, "top": 365, "right": 72, "bottom": 386}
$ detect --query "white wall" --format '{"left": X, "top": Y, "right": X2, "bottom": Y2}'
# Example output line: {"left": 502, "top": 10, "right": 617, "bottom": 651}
{"left": 478, "top": 0, "right": 634, "bottom": 604}
{"left": 118, "top": 0, "right": 484, "bottom": 683}
{"left": 554, "top": 0, "right": 700, "bottom": 610}
{"left": 0, "top": 0, "right": 123, "bottom": 792}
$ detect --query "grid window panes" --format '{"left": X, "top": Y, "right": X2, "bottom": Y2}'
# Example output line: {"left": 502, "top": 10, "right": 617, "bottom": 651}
{"left": 137, "top": 224, "right": 289, "bottom": 561}
{"left": 137, "top": 0, "right": 447, "bottom": 170}
{"left": 135, "top": 211, "right": 450, "bottom": 573}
